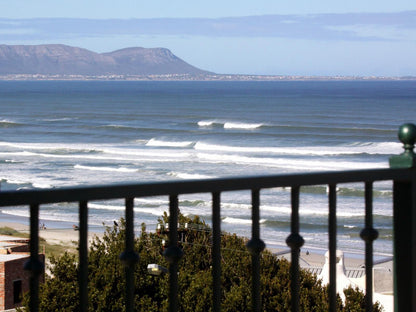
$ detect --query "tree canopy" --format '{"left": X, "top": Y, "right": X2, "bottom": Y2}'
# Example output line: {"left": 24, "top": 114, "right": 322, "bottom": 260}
{"left": 21, "top": 213, "right": 383, "bottom": 311}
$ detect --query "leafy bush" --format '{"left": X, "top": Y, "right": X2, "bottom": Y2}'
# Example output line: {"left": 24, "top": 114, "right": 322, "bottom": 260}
{"left": 21, "top": 213, "right": 383, "bottom": 311}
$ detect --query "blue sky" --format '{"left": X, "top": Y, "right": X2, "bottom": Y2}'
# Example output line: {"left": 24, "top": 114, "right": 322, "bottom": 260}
{"left": 0, "top": 0, "right": 415, "bottom": 76}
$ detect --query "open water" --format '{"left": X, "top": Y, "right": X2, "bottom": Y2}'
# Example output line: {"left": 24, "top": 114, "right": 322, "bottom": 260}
{"left": 1, "top": 80, "right": 415, "bottom": 256}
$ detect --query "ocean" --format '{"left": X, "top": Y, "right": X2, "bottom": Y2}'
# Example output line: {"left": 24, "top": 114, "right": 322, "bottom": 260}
{"left": 1, "top": 80, "right": 415, "bottom": 256}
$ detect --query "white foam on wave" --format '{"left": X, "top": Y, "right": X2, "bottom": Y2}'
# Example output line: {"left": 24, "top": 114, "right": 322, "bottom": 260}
{"left": 264, "top": 204, "right": 392, "bottom": 218}
{"left": 1, "top": 209, "right": 79, "bottom": 223}
{"left": 42, "top": 117, "right": 74, "bottom": 122}
{"left": 197, "top": 120, "right": 216, "bottom": 127}
{"left": 219, "top": 203, "right": 369, "bottom": 218}
{"left": 1, "top": 177, "right": 53, "bottom": 189}
{"left": 146, "top": 138, "right": 194, "bottom": 148}
{"left": 223, "top": 217, "right": 267, "bottom": 225}
{"left": 32, "top": 182, "right": 53, "bottom": 189}
{"left": 0, "top": 119, "right": 15, "bottom": 123}
{"left": 0, "top": 149, "right": 191, "bottom": 164}
{"left": 135, "top": 198, "right": 169, "bottom": 206}
{"left": 198, "top": 120, "right": 263, "bottom": 130}
{"left": 74, "top": 164, "right": 138, "bottom": 173}
{"left": 101, "top": 147, "right": 191, "bottom": 159}
{"left": 221, "top": 202, "right": 252, "bottom": 210}
{"left": 102, "top": 124, "right": 134, "bottom": 129}
{"left": 1, "top": 209, "right": 30, "bottom": 218}
{"left": 0, "top": 119, "right": 21, "bottom": 126}
{"left": 344, "top": 225, "right": 357, "bottom": 229}
{"left": 89, "top": 203, "right": 166, "bottom": 216}
{"left": 5, "top": 159, "right": 19, "bottom": 163}
{"left": 2, "top": 178, "right": 29, "bottom": 185}
{"left": 351, "top": 141, "right": 402, "bottom": 155}
{"left": 168, "top": 172, "right": 215, "bottom": 180}
{"left": 223, "top": 122, "right": 263, "bottom": 129}
{"left": 0, "top": 151, "right": 39, "bottom": 157}
{"left": 134, "top": 207, "right": 168, "bottom": 216}
{"left": 194, "top": 141, "right": 401, "bottom": 156}
{"left": 0, "top": 141, "right": 99, "bottom": 152}
{"left": 88, "top": 203, "right": 125, "bottom": 211}
{"left": 196, "top": 152, "right": 386, "bottom": 171}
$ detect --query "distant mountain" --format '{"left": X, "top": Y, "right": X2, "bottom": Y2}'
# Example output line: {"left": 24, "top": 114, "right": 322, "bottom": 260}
{"left": 0, "top": 44, "right": 211, "bottom": 76}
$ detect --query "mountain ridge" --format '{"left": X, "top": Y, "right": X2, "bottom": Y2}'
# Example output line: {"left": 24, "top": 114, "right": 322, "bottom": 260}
{"left": 0, "top": 44, "right": 211, "bottom": 75}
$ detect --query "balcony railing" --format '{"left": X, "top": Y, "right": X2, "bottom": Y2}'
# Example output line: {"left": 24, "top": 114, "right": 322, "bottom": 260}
{"left": 0, "top": 123, "right": 415, "bottom": 312}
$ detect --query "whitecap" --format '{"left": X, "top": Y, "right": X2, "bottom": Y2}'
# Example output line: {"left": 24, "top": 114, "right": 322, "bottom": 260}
{"left": 196, "top": 152, "right": 387, "bottom": 171}
{"left": 146, "top": 138, "right": 194, "bottom": 148}
{"left": 223, "top": 122, "right": 263, "bottom": 129}
{"left": 168, "top": 172, "right": 215, "bottom": 180}
{"left": 223, "top": 217, "right": 267, "bottom": 224}
{"left": 194, "top": 142, "right": 399, "bottom": 156}
{"left": 42, "top": 117, "right": 74, "bottom": 122}
{"left": 74, "top": 164, "right": 138, "bottom": 173}
{"left": 88, "top": 203, "right": 125, "bottom": 211}
{"left": 32, "top": 183, "right": 53, "bottom": 189}
{"left": 197, "top": 120, "right": 215, "bottom": 127}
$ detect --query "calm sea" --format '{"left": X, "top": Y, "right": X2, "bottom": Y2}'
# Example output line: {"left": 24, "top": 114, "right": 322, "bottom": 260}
{"left": 1, "top": 80, "right": 415, "bottom": 256}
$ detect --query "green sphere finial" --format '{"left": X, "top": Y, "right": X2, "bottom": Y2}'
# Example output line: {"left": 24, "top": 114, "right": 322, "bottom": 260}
{"left": 398, "top": 123, "right": 416, "bottom": 152}
{"left": 390, "top": 123, "right": 416, "bottom": 168}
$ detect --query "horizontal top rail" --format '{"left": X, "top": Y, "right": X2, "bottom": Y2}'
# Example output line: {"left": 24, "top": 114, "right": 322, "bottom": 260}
{"left": 0, "top": 167, "right": 411, "bottom": 206}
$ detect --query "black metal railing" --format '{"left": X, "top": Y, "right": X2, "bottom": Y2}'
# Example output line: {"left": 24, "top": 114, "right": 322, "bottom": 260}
{"left": 0, "top": 123, "right": 415, "bottom": 312}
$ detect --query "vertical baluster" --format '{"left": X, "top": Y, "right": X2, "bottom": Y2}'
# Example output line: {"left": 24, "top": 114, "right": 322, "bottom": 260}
{"left": 360, "top": 182, "right": 378, "bottom": 312}
{"left": 120, "top": 198, "right": 139, "bottom": 312}
{"left": 212, "top": 192, "right": 221, "bottom": 312}
{"left": 24, "top": 203, "right": 44, "bottom": 312}
{"left": 389, "top": 123, "right": 416, "bottom": 311}
{"left": 392, "top": 179, "right": 415, "bottom": 312}
{"left": 328, "top": 184, "right": 337, "bottom": 312}
{"left": 79, "top": 201, "right": 89, "bottom": 312}
{"left": 246, "top": 189, "right": 265, "bottom": 312}
{"left": 285, "top": 186, "right": 304, "bottom": 312}
{"left": 163, "top": 195, "right": 183, "bottom": 312}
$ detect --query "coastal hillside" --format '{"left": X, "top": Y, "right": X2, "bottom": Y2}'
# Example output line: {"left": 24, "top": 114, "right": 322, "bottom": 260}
{"left": 0, "top": 44, "right": 211, "bottom": 75}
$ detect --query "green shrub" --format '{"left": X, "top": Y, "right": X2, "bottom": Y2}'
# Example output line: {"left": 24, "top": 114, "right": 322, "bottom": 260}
{"left": 21, "top": 214, "right": 383, "bottom": 311}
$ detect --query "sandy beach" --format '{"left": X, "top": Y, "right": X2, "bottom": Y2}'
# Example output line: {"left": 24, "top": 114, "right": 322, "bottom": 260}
{"left": 0, "top": 219, "right": 365, "bottom": 267}
{"left": 0, "top": 220, "right": 104, "bottom": 246}
{"left": 0, "top": 217, "right": 390, "bottom": 272}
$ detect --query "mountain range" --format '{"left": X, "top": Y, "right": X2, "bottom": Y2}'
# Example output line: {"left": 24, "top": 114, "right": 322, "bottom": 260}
{"left": 0, "top": 44, "right": 211, "bottom": 76}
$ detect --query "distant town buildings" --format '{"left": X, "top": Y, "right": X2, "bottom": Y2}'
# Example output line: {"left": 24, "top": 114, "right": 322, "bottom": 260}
{"left": 0, "top": 73, "right": 414, "bottom": 81}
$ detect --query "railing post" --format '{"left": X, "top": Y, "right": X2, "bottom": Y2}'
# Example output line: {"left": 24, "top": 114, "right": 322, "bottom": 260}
{"left": 285, "top": 186, "right": 304, "bottom": 312}
{"left": 163, "top": 195, "right": 184, "bottom": 312}
{"left": 78, "top": 201, "right": 89, "bottom": 312}
{"left": 212, "top": 192, "right": 222, "bottom": 312}
{"left": 23, "top": 204, "right": 44, "bottom": 312}
{"left": 389, "top": 123, "right": 416, "bottom": 312}
{"left": 119, "top": 198, "right": 139, "bottom": 312}
{"left": 246, "top": 189, "right": 265, "bottom": 312}
{"left": 327, "top": 184, "right": 337, "bottom": 312}
{"left": 360, "top": 182, "right": 378, "bottom": 312}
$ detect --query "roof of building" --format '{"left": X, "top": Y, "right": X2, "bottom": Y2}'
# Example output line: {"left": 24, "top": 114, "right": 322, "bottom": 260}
{"left": 0, "top": 235, "right": 29, "bottom": 242}
{"left": 0, "top": 253, "right": 29, "bottom": 262}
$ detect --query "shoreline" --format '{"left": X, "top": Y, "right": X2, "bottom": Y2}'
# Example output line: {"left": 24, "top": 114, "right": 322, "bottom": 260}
{"left": 0, "top": 211, "right": 393, "bottom": 260}
{"left": 0, "top": 212, "right": 392, "bottom": 267}
{"left": 0, "top": 211, "right": 106, "bottom": 246}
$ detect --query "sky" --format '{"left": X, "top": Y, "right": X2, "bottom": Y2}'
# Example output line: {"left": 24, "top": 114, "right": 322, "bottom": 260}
{"left": 0, "top": 0, "right": 415, "bottom": 76}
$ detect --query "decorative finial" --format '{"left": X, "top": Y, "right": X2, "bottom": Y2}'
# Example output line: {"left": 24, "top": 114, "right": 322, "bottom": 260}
{"left": 398, "top": 123, "right": 416, "bottom": 154}
{"left": 390, "top": 123, "right": 416, "bottom": 168}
